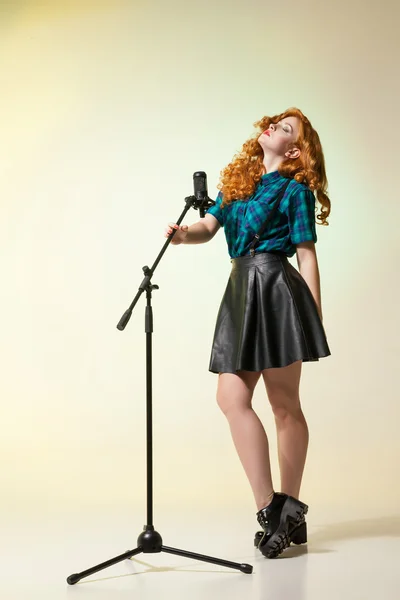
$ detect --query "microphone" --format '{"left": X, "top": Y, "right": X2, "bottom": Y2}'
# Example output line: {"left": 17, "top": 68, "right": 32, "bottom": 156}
{"left": 193, "top": 171, "right": 215, "bottom": 218}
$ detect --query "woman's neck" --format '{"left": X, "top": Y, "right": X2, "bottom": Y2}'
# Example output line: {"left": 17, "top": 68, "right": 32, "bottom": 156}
{"left": 262, "top": 155, "right": 283, "bottom": 174}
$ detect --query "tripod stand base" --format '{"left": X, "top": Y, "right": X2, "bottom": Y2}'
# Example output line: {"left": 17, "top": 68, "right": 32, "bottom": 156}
{"left": 66, "top": 527, "right": 253, "bottom": 584}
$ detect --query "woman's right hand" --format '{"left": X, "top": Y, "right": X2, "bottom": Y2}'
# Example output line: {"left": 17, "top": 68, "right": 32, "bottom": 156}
{"left": 165, "top": 223, "right": 188, "bottom": 245}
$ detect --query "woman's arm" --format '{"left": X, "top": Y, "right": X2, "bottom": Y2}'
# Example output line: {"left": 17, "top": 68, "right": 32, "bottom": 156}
{"left": 166, "top": 213, "right": 221, "bottom": 245}
{"left": 295, "top": 241, "right": 323, "bottom": 321}
{"left": 184, "top": 213, "right": 221, "bottom": 243}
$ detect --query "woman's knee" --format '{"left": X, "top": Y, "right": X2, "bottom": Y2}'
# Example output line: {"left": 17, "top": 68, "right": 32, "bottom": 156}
{"left": 217, "top": 391, "right": 250, "bottom": 418}
{"left": 268, "top": 392, "right": 303, "bottom": 421}
{"left": 216, "top": 371, "right": 260, "bottom": 416}
{"left": 262, "top": 361, "right": 303, "bottom": 421}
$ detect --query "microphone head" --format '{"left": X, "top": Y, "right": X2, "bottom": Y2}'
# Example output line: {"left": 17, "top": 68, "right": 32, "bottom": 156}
{"left": 193, "top": 171, "right": 208, "bottom": 201}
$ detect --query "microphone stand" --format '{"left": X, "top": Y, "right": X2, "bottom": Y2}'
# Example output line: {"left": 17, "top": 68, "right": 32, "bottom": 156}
{"left": 66, "top": 193, "right": 253, "bottom": 585}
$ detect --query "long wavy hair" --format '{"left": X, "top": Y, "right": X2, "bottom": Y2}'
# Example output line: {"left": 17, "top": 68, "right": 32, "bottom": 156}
{"left": 218, "top": 107, "right": 331, "bottom": 226}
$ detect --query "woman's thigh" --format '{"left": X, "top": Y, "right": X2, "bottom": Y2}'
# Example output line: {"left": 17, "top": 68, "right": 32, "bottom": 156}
{"left": 216, "top": 370, "right": 262, "bottom": 415}
{"left": 261, "top": 360, "right": 302, "bottom": 413}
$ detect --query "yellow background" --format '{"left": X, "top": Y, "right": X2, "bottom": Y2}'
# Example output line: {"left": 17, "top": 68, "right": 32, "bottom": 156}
{"left": 1, "top": 0, "right": 399, "bottom": 524}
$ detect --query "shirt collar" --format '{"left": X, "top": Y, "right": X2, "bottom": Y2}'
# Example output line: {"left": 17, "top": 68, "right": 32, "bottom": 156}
{"left": 260, "top": 170, "right": 284, "bottom": 186}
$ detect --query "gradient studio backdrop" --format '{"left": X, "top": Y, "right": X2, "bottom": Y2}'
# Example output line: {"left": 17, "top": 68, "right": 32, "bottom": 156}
{"left": 1, "top": 0, "right": 399, "bottom": 525}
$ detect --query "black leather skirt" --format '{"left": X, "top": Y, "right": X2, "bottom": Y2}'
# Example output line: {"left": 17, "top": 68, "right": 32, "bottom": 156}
{"left": 209, "top": 252, "right": 331, "bottom": 373}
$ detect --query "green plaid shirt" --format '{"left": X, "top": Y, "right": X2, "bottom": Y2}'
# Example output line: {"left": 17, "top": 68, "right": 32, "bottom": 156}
{"left": 207, "top": 170, "right": 317, "bottom": 258}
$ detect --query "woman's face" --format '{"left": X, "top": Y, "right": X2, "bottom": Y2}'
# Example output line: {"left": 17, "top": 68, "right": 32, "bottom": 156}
{"left": 258, "top": 116, "right": 301, "bottom": 157}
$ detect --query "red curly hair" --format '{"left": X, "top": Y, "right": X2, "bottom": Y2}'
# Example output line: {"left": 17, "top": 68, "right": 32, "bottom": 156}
{"left": 218, "top": 107, "right": 331, "bottom": 226}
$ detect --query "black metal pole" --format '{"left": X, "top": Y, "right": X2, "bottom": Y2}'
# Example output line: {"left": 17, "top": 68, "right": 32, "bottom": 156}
{"left": 145, "top": 287, "right": 154, "bottom": 528}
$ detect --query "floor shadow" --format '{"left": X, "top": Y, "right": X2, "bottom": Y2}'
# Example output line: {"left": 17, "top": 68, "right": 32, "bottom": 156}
{"left": 308, "top": 515, "right": 400, "bottom": 546}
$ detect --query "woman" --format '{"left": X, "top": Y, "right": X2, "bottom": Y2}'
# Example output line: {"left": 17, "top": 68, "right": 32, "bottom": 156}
{"left": 165, "top": 108, "right": 331, "bottom": 559}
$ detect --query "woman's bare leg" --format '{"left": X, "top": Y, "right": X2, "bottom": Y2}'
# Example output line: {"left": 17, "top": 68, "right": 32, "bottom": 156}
{"left": 217, "top": 370, "right": 275, "bottom": 510}
{"left": 262, "top": 360, "right": 308, "bottom": 499}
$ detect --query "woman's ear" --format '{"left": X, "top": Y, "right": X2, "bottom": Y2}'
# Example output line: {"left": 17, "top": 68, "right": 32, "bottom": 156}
{"left": 285, "top": 147, "right": 301, "bottom": 159}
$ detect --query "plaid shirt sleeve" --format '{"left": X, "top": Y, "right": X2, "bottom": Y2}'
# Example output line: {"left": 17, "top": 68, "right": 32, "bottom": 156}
{"left": 287, "top": 187, "right": 317, "bottom": 245}
{"left": 206, "top": 191, "right": 224, "bottom": 226}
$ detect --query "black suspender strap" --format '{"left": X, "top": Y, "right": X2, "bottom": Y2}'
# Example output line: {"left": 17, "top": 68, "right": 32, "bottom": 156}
{"left": 249, "top": 178, "right": 291, "bottom": 257}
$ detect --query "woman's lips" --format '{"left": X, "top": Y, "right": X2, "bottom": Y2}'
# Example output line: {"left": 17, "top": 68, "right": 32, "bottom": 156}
{"left": 264, "top": 130, "right": 270, "bottom": 136}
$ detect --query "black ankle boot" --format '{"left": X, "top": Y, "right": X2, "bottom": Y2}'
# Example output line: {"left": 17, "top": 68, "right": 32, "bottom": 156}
{"left": 256, "top": 492, "right": 288, "bottom": 547}
{"left": 257, "top": 495, "right": 309, "bottom": 558}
